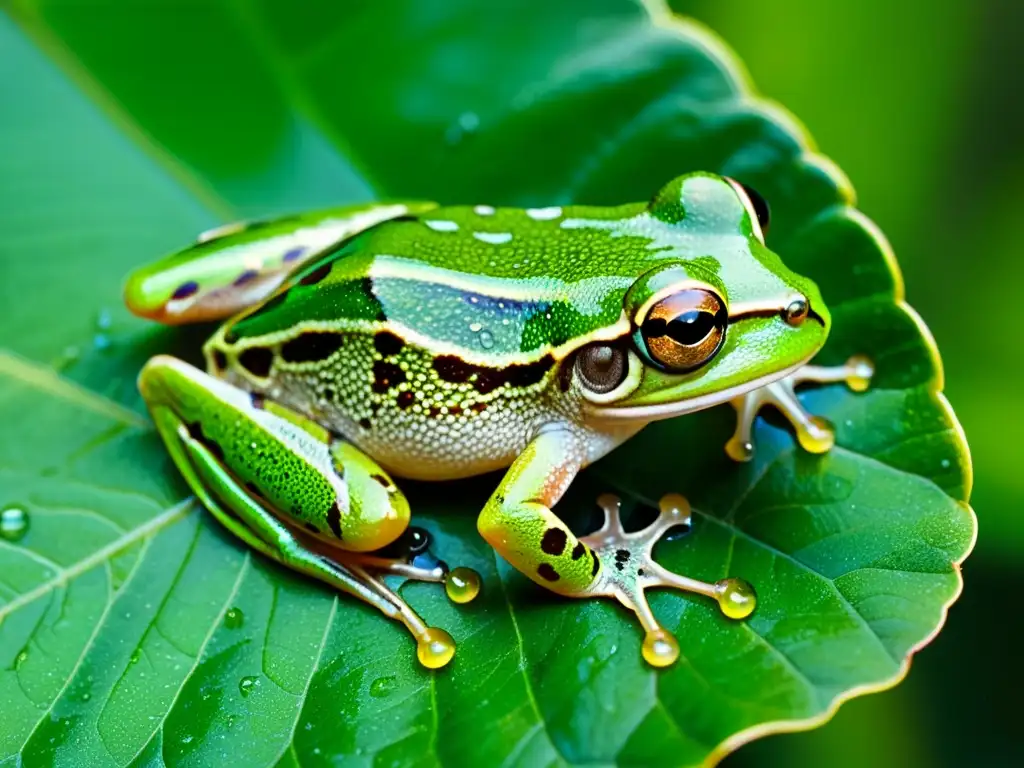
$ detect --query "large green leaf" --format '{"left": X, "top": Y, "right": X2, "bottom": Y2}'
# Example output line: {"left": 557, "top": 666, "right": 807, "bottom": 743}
{"left": 0, "top": 1, "right": 974, "bottom": 766}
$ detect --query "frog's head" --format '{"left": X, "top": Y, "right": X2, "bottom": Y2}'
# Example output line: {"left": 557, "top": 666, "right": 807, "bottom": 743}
{"left": 574, "top": 172, "right": 829, "bottom": 424}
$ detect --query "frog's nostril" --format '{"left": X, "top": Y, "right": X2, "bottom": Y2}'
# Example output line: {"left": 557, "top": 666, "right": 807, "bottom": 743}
{"left": 783, "top": 298, "right": 809, "bottom": 326}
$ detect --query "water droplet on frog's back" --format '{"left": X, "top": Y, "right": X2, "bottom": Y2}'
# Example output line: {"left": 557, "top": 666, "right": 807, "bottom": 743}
{"left": 479, "top": 330, "right": 494, "bottom": 349}
{"left": 0, "top": 506, "right": 29, "bottom": 541}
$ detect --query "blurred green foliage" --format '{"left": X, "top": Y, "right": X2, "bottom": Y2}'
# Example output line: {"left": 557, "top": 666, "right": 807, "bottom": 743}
{"left": 675, "top": 0, "right": 1019, "bottom": 765}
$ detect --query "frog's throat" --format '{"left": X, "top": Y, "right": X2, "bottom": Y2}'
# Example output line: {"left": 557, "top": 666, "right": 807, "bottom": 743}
{"left": 584, "top": 356, "right": 812, "bottom": 424}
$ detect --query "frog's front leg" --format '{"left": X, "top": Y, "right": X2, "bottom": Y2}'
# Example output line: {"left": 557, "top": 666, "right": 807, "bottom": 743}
{"left": 726, "top": 355, "right": 875, "bottom": 462}
{"left": 478, "top": 428, "right": 756, "bottom": 668}
{"left": 140, "top": 355, "right": 478, "bottom": 669}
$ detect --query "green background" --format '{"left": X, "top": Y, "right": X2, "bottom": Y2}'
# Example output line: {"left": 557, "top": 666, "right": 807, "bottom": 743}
{"left": 0, "top": 0, "right": 1009, "bottom": 764}
{"left": 678, "top": 1, "right": 1017, "bottom": 765}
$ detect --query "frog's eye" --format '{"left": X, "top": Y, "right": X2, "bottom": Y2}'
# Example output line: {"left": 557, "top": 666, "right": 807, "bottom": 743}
{"left": 637, "top": 289, "right": 727, "bottom": 372}
{"left": 724, "top": 177, "right": 770, "bottom": 242}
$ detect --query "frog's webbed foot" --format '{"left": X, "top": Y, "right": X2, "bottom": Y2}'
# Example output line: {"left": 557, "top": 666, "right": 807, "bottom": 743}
{"left": 726, "top": 354, "right": 874, "bottom": 462}
{"left": 338, "top": 526, "right": 482, "bottom": 605}
{"left": 581, "top": 494, "right": 756, "bottom": 667}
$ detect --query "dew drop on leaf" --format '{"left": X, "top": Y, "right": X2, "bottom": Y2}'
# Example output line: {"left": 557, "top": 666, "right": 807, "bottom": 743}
{"left": 238, "top": 675, "right": 259, "bottom": 697}
{"left": 445, "top": 111, "right": 480, "bottom": 145}
{"left": 0, "top": 506, "right": 29, "bottom": 541}
{"left": 225, "top": 607, "right": 244, "bottom": 629}
{"left": 369, "top": 675, "right": 396, "bottom": 698}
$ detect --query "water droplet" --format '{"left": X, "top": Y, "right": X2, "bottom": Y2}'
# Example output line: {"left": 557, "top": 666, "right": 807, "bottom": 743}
{"left": 92, "top": 334, "right": 111, "bottom": 352}
{"left": 941, "top": 458, "right": 951, "bottom": 469}
{"left": 225, "top": 607, "right": 244, "bottom": 629}
{"left": 468, "top": 322, "right": 482, "bottom": 333}
{"left": 129, "top": 649, "right": 142, "bottom": 665}
{"left": 181, "top": 734, "right": 193, "bottom": 745}
{"left": 369, "top": 675, "right": 397, "bottom": 698}
{"left": 445, "top": 111, "right": 480, "bottom": 145}
{"left": 1, "top": 506, "right": 29, "bottom": 541}
{"left": 479, "top": 330, "right": 494, "bottom": 349}
{"left": 238, "top": 675, "right": 259, "bottom": 697}
{"left": 95, "top": 308, "right": 112, "bottom": 331}
{"left": 13, "top": 647, "right": 29, "bottom": 670}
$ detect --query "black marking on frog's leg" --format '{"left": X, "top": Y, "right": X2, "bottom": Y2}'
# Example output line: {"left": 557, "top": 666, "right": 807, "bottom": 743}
{"left": 282, "top": 246, "right": 306, "bottom": 263}
{"left": 326, "top": 502, "right": 344, "bottom": 539}
{"left": 239, "top": 347, "right": 274, "bottom": 378}
{"left": 186, "top": 421, "right": 224, "bottom": 462}
{"left": 372, "top": 360, "right": 406, "bottom": 393}
{"left": 281, "top": 332, "right": 344, "bottom": 363}
{"left": 397, "top": 391, "right": 415, "bottom": 409}
{"left": 304, "top": 522, "right": 320, "bottom": 535}
{"left": 358, "top": 417, "right": 372, "bottom": 430}
{"left": 249, "top": 392, "right": 266, "bottom": 409}
{"left": 212, "top": 349, "right": 228, "bottom": 372}
{"left": 374, "top": 331, "right": 405, "bottom": 357}
{"left": 371, "top": 474, "right": 391, "bottom": 489}
{"left": 591, "top": 553, "right": 601, "bottom": 577}
{"left": 571, "top": 541, "right": 586, "bottom": 560}
{"left": 581, "top": 493, "right": 757, "bottom": 668}
{"left": 299, "top": 263, "right": 333, "bottom": 286}
{"left": 234, "top": 269, "right": 259, "bottom": 287}
{"left": 541, "top": 528, "right": 567, "bottom": 556}
{"left": 537, "top": 563, "right": 560, "bottom": 582}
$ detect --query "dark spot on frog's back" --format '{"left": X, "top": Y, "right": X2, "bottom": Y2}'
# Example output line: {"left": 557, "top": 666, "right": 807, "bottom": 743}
{"left": 372, "top": 360, "right": 406, "bottom": 393}
{"left": 374, "top": 331, "right": 404, "bottom": 357}
{"left": 299, "top": 262, "right": 333, "bottom": 286}
{"left": 433, "top": 355, "right": 474, "bottom": 383}
{"left": 433, "top": 354, "right": 554, "bottom": 393}
{"left": 281, "top": 331, "right": 345, "bottom": 363}
{"left": 239, "top": 347, "right": 274, "bottom": 378}
{"left": 172, "top": 281, "right": 199, "bottom": 300}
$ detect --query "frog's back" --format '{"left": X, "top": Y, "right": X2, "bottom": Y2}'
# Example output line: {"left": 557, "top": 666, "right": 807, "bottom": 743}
{"left": 223, "top": 201, "right": 650, "bottom": 363}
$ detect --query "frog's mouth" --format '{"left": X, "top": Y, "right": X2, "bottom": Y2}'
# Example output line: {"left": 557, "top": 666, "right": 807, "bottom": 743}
{"left": 583, "top": 356, "right": 811, "bottom": 424}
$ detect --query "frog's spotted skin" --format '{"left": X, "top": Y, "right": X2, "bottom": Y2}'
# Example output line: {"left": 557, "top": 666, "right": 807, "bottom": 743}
{"left": 128, "top": 172, "right": 872, "bottom": 668}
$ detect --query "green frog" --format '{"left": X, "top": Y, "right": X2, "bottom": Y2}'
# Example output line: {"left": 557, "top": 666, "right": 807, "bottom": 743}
{"left": 125, "top": 173, "right": 872, "bottom": 669}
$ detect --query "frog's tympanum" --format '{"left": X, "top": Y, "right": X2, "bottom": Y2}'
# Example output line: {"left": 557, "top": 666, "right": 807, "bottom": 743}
{"left": 126, "top": 173, "right": 872, "bottom": 669}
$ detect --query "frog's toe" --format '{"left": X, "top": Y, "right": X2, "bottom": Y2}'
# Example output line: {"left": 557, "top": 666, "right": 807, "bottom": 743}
{"left": 726, "top": 354, "right": 874, "bottom": 462}
{"left": 581, "top": 493, "right": 757, "bottom": 668}
{"left": 346, "top": 528, "right": 482, "bottom": 606}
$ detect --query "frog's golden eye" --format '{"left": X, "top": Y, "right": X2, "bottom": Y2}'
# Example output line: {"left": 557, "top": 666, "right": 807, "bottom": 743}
{"left": 575, "top": 344, "right": 629, "bottom": 394}
{"left": 638, "top": 289, "right": 727, "bottom": 372}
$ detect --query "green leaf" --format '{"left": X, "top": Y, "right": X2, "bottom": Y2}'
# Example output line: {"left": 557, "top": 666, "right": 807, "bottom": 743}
{"left": 0, "top": 1, "right": 974, "bottom": 766}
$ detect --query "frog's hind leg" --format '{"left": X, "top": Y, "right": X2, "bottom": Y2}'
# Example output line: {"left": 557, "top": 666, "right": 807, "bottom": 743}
{"left": 141, "top": 356, "right": 467, "bottom": 668}
{"left": 726, "top": 355, "right": 874, "bottom": 462}
{"left": 152, "top": 407, "right": 459, "bottom": 668}
{"left": 124, "top": 200, "right": 436, "bottom": 325}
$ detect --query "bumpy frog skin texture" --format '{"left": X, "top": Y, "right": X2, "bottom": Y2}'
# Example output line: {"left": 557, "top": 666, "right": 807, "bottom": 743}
{"left": 126, "top": 173, "right": 873, "bottom": 668}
